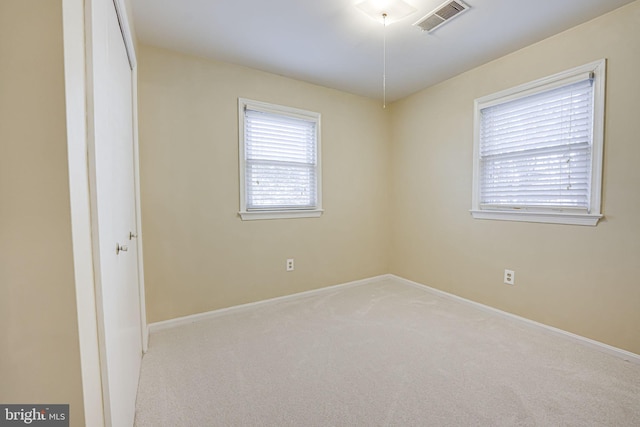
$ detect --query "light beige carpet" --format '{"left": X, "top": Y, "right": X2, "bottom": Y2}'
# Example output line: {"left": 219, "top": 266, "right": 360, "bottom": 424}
{"left": 135, "top": 277, "right": 640, "bottom": 426}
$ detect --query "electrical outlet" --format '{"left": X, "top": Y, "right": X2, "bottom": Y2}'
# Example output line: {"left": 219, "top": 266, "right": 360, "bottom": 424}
{"left": 504, "top": 269, "right": 515, "bottom": 285}
{"left": 286, "top": 258, "right": 294, "bottom": 271}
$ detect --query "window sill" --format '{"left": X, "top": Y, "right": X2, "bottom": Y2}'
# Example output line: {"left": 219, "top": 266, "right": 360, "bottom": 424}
{"left": 239, "top": 209, "right": 324, "bottom": 221}
{"left": 470, "top": 210, "right": 602, "bottom": 226}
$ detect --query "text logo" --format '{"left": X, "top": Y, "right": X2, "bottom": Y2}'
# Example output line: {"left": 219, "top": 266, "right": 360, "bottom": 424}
{"left": 0, "top": 405, "right": 68, "bottom": 427}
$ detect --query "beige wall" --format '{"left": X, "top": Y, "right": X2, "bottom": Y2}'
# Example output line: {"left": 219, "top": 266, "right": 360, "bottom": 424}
{"left": 389, "top": 1, "right": 640, "bottom": 354}
{"left": 138, "top": 46, "right": 391, "bottom": 322}
{"left": 0, "top": 1, "right": 85, "bottom": 425}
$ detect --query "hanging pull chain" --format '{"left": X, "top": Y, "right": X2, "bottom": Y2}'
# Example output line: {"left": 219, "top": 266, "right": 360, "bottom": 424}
{"left": 382, "top": 13, "right": 387, "bottom": 109}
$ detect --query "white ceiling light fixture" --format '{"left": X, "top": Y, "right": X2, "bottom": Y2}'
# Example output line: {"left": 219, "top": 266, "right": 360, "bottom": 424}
{"left": 356, "top": 1, "right": 417, "bottom": 108}
{"left": 356, "top": 0, "right": 417, "bottom": 25}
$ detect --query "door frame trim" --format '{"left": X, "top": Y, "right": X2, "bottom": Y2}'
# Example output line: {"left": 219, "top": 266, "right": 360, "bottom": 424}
{"left": 62, "top": 0, "right": 105, "bottom": 425}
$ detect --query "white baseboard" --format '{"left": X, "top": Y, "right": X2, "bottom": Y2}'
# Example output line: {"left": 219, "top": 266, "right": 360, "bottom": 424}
{"left": 388, "top": 274, "right": 640, "bottom": 364}
{"left": 148, "top": 275, "right": 388, "bottom": 334}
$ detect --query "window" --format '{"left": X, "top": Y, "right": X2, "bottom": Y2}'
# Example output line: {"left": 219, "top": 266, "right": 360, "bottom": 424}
{"left": 238, "top": 98, "right": 322, "bottom": 220}
{"left": 471, "top": 60, "right": 605, "bottom": 226}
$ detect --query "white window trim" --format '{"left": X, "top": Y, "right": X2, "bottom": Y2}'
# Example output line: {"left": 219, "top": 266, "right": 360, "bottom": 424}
{"left": 470, "top": 59, "right": 606, "bottom": 226}
{"left": 238, "top": 98, "right": 323, "bottom": 221}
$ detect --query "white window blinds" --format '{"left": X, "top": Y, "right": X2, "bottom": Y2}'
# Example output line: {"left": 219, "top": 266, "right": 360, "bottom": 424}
{"left": 479, "top": 75, "right": 594, "bottom": 211}
{"left": 243, "top": 107, "right": 319, "bottom": 210}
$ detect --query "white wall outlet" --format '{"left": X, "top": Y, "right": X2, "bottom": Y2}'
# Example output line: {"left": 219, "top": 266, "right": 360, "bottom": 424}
{"left": 504, "top": 269, "right": 515, "bottom": 285}
{"left": 286, "top": 258, "right": 294, "bottom": 271}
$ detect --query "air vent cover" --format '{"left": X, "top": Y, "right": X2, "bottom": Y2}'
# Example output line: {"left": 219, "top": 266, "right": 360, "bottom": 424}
{"left": 414, "top": 0, "right": 469, "bottom": 33}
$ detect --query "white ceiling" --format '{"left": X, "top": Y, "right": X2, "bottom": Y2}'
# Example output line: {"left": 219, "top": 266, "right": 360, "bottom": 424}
{"left": 131, "top": 0, "right": 634, "bottom": 102}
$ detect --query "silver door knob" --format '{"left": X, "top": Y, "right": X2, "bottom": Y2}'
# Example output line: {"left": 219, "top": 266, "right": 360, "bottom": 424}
{"left": 129, "top": 231, "right": 138, "bottom": 240}
{"left": 116, "top": 243, "right": 128, "bottom": 255}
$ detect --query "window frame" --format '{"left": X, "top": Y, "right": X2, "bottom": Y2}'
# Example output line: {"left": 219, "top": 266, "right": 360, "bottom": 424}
{"left": 470, "top": 59, "right": 606, "bottom": 226}
{"left": 238, "top": 98, "right": 323, "bottom": 221}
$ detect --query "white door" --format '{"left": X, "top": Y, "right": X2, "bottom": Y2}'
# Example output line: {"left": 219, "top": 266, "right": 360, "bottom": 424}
{"left": 88, "top": 0, "right": 142, "bottom": 426}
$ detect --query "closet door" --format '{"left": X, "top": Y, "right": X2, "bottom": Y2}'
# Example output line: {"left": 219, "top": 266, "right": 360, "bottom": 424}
{"left": 87, "top": 0, "right": 142, "bottom": 425}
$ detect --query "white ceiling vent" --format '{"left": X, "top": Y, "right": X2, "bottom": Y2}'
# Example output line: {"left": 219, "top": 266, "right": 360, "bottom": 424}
{"left": 414, "top": 0, "right": 470, "bottom": 33}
